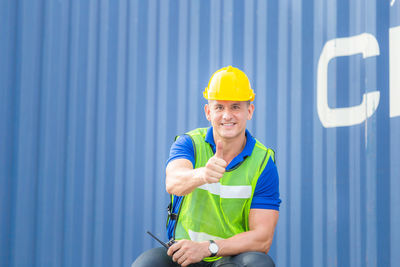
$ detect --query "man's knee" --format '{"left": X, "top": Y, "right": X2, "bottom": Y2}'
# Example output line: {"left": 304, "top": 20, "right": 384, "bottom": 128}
{"left": 231, "top": 251, "right": 275, "bottom": 267}
{"left": 131, "top": 247, "right": 177, "bottom": 267}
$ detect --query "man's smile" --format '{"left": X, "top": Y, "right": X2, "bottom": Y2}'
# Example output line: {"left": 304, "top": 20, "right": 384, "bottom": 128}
{"left": 221, "top": 122, "right": 236, "bottom": 127}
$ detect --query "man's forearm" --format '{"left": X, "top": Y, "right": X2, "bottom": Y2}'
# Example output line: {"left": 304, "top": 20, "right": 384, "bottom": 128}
{"left": 214, "top": 229, "right": 273, "bottom": 256}
{"left": 214, "top": 209, "right": 279, "bottom": 256}
{"left": 166, "top": 167, "right": 205, "bottom": 196}
{"left": 166, "top": 156, "right": 226, "bottom": 196}
{"left": 167, "top": 232, "right": 272, "bottom": 266}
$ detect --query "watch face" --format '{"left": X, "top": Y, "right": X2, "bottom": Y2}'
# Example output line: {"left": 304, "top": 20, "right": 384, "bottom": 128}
{"left": 209, "top": 242, "right": 218, "bottom": 253}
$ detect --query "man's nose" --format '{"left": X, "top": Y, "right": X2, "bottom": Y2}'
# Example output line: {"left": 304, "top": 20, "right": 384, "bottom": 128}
{"left": 222, "top": 110, "right": 232, "bottom": 120}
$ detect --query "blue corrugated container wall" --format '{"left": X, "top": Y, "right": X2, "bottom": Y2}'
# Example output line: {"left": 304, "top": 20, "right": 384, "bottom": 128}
{"left": 1, "top": 0, "right": 399, "bottom": 266}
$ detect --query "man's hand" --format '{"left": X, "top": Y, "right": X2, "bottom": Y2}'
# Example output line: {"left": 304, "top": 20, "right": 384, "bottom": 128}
{"left": 165, "top": 141, "right": 227, "bottom": 195}
{"left": 198, "top": 141, "right": 227, "bottom": 184}
{"left": 167, "top": 240, "right": 210, "bottom": 267}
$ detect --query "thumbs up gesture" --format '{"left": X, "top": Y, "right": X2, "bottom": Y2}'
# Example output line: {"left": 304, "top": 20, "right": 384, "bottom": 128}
{"left": 200, "top": 141, "right": 227, "bottom": 184}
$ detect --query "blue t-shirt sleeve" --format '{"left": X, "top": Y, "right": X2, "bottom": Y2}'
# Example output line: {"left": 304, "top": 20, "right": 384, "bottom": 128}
{"left": 166, "top": 135, "right": 195, "bottom": 167}
{"left": 250, "top": 157, "right": 281, "bottom": 210}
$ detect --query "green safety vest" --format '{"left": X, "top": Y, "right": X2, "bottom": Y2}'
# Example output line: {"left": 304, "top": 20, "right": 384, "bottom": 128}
{"left": 172, "top": 128, "right": 274, "bottom": 261}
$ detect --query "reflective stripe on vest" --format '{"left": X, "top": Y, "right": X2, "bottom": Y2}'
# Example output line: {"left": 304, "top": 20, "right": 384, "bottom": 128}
{"left": 198, "top": 183, "right": 252, "bottom": 199}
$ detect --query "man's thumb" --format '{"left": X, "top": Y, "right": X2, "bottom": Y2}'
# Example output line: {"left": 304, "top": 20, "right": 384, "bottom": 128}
{"left": 215, "top": 141, "right": 224, "bottom": 158}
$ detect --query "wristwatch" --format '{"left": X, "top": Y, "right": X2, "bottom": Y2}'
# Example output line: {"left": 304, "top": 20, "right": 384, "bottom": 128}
{"left": 208, "top": 240, "right": 219, "bottom": 257}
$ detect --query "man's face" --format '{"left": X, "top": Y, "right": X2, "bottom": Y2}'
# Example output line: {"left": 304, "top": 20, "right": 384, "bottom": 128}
{"left": 205, "top": 100, "right": 255, "bottom": 141}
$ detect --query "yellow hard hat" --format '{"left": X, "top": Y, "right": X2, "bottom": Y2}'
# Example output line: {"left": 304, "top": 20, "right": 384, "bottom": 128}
{"left": 203, "top": 66, "right": 255, "bottom": 101}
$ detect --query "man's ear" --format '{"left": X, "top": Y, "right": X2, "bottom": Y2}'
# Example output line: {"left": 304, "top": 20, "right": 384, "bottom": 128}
{"left": 247, "top": 103, "right": 255, "bottom": 120}
{"left": 204, "top": 104, "right": 211, "bottom": 121}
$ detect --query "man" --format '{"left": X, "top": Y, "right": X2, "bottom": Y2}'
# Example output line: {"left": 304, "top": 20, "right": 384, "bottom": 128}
{"left": 133, "top": 66, "right": 280, "bottom": 267}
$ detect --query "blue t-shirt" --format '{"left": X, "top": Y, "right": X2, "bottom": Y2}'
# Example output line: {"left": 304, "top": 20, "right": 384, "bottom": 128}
{"left": 166, "top": 127, "right": 281, "bottom": 239}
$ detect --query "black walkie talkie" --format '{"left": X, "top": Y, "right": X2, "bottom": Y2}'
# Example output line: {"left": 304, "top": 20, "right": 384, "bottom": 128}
{"left": 146, "top": 231, "right": 176, "bottom": 248}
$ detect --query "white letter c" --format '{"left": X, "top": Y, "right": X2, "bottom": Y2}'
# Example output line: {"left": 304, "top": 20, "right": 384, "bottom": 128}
{"left": 317, "top": 33, "right": 380, "bottom": 128}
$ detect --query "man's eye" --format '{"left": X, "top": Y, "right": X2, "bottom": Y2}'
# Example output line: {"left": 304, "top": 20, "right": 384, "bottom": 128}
{"left": 233, "top": 105, "right": 240, "bottom": 109}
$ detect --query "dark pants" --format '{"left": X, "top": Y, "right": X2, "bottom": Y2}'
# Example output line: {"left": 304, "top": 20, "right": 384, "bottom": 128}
{"left": 132, "top": 247, "right": 275, "bottom": 267}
